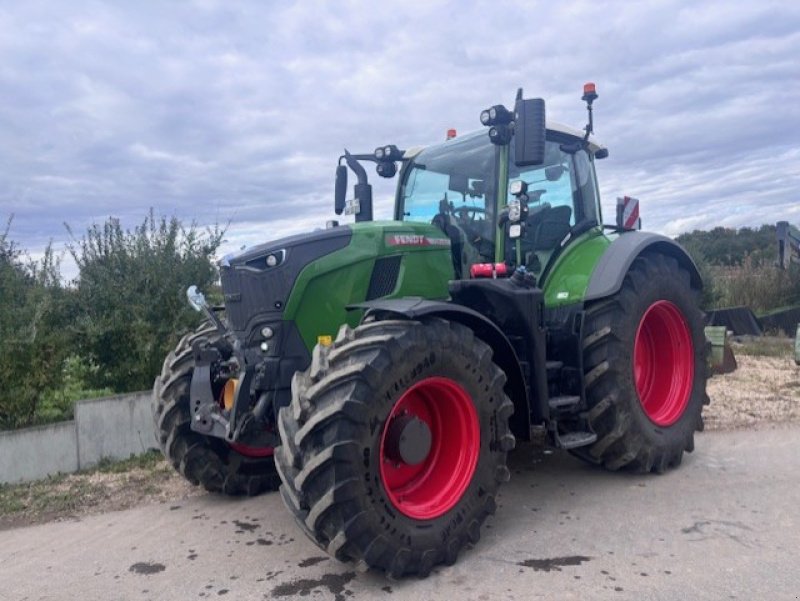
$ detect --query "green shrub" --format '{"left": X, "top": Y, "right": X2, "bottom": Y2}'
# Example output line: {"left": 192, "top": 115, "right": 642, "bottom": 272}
{"left": 67, "top": 210, "right": 224, "bottom": 392}
{"left": 0, "top": 218, "right": 73, "bottom": 429}
{"left": 712, "top": 258, "right": 800, "bottom": 314}
{"left": 1, "top": 210, "right": 223, "bottom": 429}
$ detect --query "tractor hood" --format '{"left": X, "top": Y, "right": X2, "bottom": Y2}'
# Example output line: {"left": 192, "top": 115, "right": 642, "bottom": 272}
{"left": 220, "top": 225, "right": 353, "bottom": 270}
{"left": 219, "top": 225, "right": 353, "bottom": 334}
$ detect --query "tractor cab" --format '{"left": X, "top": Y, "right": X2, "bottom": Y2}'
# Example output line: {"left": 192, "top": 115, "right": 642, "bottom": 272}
{"left": 396, "top": 122, "right": 607, "bottom": 281}
{"left": 336, "top": 84, "right": 608, "bottom": 288}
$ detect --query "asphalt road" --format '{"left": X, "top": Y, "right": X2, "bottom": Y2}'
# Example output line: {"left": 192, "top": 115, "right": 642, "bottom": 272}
{"left": 2, "top": 426, "right": 799, "bottom": 601}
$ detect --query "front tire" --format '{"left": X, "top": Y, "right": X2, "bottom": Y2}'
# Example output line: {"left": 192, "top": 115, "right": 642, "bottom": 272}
{"left": 152, "top": 324, "right": 280, "bottom": 495}
{"left": 275, "top": 318, "right": 514, "bottom": 578}
{"left": 579, "top": 252, "right": 709, "bottom": 472}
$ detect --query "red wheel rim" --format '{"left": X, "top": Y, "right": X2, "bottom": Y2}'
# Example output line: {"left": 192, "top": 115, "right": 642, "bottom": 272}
{"left": 633, "top": 300, "right": 694, "bottom": 426}
{"left": 218, "top": 380, "right": 274, "bottom": 458}
{"left": 379, "top": 377, "right": 480, "bottom": 520}
{"left": 229, "top": 442, "right": 274, "bottom": 458}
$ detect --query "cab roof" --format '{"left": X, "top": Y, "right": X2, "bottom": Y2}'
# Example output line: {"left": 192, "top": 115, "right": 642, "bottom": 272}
{"left": 404, "top": 120, "right": 606, "bottom": 159}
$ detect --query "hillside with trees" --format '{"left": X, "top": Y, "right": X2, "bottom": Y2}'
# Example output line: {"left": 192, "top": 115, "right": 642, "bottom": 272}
{"left": 675, "top": 225, "right": 777, "bottom": 267}
{"left": 676, "top": 224, "right": 800, "bottom": 312}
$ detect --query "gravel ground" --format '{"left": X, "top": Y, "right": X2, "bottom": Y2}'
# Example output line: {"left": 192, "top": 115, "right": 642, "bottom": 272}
{"left": 705, "top": 341, "right": 800, "bottom": 430}
{"left": 2, "top": 345, "right": 797, "bottom": 530}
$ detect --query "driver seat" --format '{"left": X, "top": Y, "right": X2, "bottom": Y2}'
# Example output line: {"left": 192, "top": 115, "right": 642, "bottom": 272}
{"left": 432, "top": 212, "right": 481, "bottom": 279}
{"left": 527, "top": 205, "right": 572, "bottom": 251}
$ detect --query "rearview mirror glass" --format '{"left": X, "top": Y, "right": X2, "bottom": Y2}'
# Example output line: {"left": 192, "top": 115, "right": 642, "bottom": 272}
{"left": 448, "top": 173, "right": 469, "bottom": 195}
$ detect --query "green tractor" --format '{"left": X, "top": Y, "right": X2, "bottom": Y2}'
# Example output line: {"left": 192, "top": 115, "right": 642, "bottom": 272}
{"left": 152, "top": 83, "right": 709, "bottom": 578}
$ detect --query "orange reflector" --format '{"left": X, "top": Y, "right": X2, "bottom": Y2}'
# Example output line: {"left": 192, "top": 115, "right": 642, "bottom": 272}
{"left": 446, "top": 128, "right": 457, "bottom": 140}
{"left": 222, "top": 379, "right": 237, "bottom": 410}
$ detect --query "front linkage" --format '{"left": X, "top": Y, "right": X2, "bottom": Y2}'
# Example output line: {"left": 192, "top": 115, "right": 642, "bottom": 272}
{"left": 185, "top": 286, "right": 279, "bottom": 450}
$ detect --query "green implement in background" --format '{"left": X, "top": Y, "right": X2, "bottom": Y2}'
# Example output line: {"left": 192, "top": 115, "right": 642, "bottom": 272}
{"left": 795, "top": 324, "right": 800, "bottom": 366}
{"left": 705, "top": 325, "right": 737, "bottom": 375}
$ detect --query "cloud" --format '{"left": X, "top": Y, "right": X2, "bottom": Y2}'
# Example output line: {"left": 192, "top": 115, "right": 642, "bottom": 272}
{"left": 1, "top": 0, "right": 798, "bottom": 265}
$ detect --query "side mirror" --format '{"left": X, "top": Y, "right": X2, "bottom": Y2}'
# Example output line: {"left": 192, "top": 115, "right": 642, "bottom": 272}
{"left": 449, "top": 173, "right": 469, "bottom": 195}
{"left": 186, "top": 285, "right": 208, "bottom": 312}
{"left": 334, "top": 165, "right": 347, "bottom": 215}
{"left": 514, "top": 98, "right": 546, "bottom": 167}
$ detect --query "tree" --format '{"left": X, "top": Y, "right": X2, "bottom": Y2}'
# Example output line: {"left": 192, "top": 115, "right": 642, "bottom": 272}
{"left": 67, "top": 210, "right": 224, "bottom": 392}
{"left": 0, "top": 217, "right": 72, "bottom": 428}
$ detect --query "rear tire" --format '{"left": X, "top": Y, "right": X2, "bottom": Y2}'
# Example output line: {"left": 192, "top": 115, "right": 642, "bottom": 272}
{"left": 578, "top": 252, "right": 709, "bottom": 473}
{"left": 152, "top": 324, "right": 280, "bottom": 495}
{"left": 275, "top": 318, "right": 514, "bottom": 578}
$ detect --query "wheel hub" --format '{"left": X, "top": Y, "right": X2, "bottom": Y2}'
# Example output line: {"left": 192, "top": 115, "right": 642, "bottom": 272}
{"left": 633, "top": 300, "right": 694, "bottom": 426}
{"left": 379, "top": 377, "right": 480, "bottom": 520}
{"left": 384, "top": 414, "right": 432, "bottom": 466}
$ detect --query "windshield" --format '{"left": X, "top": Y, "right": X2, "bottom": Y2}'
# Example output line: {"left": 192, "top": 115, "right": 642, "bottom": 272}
{"left": 399, "top": 131, "right": 496, "bottom": 263}
{"left": 398, "top": 130, "right": 601, "bottom": 273}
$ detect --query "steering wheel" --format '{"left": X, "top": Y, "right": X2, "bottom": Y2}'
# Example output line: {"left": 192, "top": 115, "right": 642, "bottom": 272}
{"left": 453, "top": 205, "right": 486, "bottom": 222}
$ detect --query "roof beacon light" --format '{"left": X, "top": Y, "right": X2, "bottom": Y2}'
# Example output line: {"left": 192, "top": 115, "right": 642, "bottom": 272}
{"left": 446, "top": 128, "right": 457, "bottom": 140}
{"left": 582, "top": 82, "right": 597, "bottom": 102}
{"left": 582, "top": 82, "right": 599, "bottom": 141}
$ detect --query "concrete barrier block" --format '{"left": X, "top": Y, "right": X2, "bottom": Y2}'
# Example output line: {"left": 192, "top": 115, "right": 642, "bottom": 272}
{"left": 0, "top": 421, "right": 78, "bottom": 484}
{"left": 75, "top": 392, "right": 157, "bottom": 469}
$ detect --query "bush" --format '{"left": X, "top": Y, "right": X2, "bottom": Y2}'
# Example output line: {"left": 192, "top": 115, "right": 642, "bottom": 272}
{"left": 676, "top": 237, "right": 721, "bottom": 310}
{"left": 0, "top": 218, "right": 73, "bottom": 429}
{"left": 678, "top": 225, "right": 800, "bottom": 313}
{"left": 67, "top": 210, "right": 224, "bottom": 392}
{"left": 712, "top": 257, "right": 800, "bottom": 314}
{"left": 37, "top": 356, "right": 114, "bottom": 423}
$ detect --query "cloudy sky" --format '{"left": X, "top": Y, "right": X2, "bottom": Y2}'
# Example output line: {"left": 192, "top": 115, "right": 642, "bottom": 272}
{"left": 2, "top": 0, "right": 799, "bottom": 273}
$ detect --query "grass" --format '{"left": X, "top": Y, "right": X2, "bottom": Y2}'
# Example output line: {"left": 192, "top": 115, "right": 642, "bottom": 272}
{"left": 733, "top": 336, "right": 793, "bottom": 358}
{"left": 94, "top": 449, "right": 163, "bottom": 474}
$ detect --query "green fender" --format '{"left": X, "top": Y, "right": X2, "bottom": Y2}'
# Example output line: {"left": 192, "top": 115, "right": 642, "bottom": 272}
{"left": 541, "top": 227, "right": 702, "bottom": 308}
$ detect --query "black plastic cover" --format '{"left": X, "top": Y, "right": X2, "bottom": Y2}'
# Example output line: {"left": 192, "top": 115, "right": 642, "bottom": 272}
{"left": 366, "top": 255, "right": 402, "bottom": 300}
{"left": 221, "top": 226, "right": 352, "bottom": 333}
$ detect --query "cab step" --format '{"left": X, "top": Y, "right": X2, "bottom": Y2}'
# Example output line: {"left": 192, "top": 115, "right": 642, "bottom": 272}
{"left": 548, "top": 394, "right": 581, "bottom": 411}
{"left": 554, "top": 430, "right": 597, "bottom": 450}
{"left": 546, "top": 360, "right": 563, "bottom": 379}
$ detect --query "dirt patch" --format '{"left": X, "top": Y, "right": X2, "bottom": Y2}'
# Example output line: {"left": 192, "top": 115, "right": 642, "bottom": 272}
{"left": 705, "top": 344, "right": 800, "bottom": 430}
{"left": 0, "top": 451, "right": 201, "bottom": 531}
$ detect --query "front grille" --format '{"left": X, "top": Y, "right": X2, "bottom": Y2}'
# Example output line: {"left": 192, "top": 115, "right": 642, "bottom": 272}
{"left": 366, "top": 256, "right": 402, "bottom": 300}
